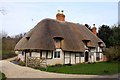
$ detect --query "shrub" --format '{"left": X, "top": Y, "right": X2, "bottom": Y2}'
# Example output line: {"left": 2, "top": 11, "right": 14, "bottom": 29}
{"left": 64, "top": 64, "right": 72, "bottom": 66}
{"left": 2, "top": 50, "right": 17, "bottom": 60}
{"left": 18, "top": 61, "right": 26, "bottom": 66}
{"left": 104, "top": 46, "right": 120, "bottom": 61}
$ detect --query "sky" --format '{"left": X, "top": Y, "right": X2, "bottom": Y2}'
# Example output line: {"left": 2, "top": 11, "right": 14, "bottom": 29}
{"left": 0, "top": 0, "right": 119, "bottom": 36}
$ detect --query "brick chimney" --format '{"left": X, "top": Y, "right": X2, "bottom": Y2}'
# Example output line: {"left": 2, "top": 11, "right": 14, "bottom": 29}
{"left": 56, "top": 10, "right": 65, "bottom": 21}
{"left": 92, "top": 24, "right": 97, "bottom": 35}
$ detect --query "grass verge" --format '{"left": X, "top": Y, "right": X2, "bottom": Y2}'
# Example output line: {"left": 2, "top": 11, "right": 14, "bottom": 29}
{"left": 0, "top": 72, "right": 7, "bottom": 80}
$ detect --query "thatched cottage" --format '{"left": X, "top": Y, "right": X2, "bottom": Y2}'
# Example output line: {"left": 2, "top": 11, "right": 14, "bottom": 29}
{"left": 15, "top": 10, "right": 105, "bottom": 66}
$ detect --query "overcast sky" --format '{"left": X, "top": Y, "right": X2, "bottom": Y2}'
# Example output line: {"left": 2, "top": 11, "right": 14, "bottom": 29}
{"left": 0, "top": 0, "right": 118, "bottom": 36}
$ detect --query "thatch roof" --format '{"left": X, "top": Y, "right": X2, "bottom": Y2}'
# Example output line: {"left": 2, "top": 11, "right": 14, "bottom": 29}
{"left": 15, "top": 18, "right": 105, "bottom": 52}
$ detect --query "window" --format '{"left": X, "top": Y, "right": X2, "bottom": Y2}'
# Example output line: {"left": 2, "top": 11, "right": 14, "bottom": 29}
{"left": 54, "top": 51, "right": 60, "bottom": 58}
{"left": 76, "top": 53, "right": 80, "bottom": 57}
{"left": 96, "top": 53, "right": 100, "bottom": 57}
{"left": 53, "top": 37, "right": 63, "bottom": 49}
{"left": 54, "top": 39, "right": 61, "bottom": 49}
{"left": 46, "top": 51, "right": 53, "bottom": 59}
{"left": 80, "top": 53, "right": 84, "bottom": 57}
{"left": 82, "top": 40, "right": 90, "bottom": 47}
{"left": 55, "top": 39, "right": 60, "bottom": 43}
{"left": 26, "top": 37, "right": 30, "bottom": 40}
{"left": 98, "top": 42, "right": 104, "bottom": 48}
{"left": 96, "top": 53, "right": 100, "bottom": 61}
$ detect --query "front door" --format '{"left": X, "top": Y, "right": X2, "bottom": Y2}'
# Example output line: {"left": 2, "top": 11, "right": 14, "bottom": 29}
{"left": 85, "top": 51, "right": 89, "bottom": 62}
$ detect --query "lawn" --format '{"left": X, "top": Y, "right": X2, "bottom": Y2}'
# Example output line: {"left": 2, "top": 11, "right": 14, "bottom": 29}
{"left": 38, "top": 62, "right": 120, "bottom": 75}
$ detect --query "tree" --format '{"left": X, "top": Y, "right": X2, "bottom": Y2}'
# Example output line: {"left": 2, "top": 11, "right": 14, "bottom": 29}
{"left": 2, "top": 32, "right": 26, "bottom": 59}
{"left": 103, "top": 25, "right": 120, "bottom": 61}
{"left": 2, "top": 31, "right": 8, "bottom": 38}
{"left": 85, "top": 24, "right": 92, "bottom": 31}
{"left": 104, "top": 46, "right": 120, "bottom": 61}
{"left": 109, "top": 25, "right": 120, "bottom": 46}
{"left": 97, "top": 25, "right": 112, "bottom": 48}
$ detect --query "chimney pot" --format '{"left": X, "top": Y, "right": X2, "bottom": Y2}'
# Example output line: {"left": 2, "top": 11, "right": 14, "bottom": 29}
{"left": 58, "top": 10, "right": 60, "bottom": 13}
{"left": 56, "top": 10, "right": 65, "bottom": 21}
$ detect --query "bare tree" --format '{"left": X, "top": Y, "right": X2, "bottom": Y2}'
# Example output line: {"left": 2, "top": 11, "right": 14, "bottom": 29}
{"left": 0, "top": 8, "right": 7, "bottom": 15}
{"left": 2, "top": 31, "right": 8, "bottom": 38}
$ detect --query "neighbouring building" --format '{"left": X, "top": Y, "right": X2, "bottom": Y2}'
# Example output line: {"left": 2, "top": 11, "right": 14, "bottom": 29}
{"left": 15, "top": 10, "right": 106, "bottom": 66}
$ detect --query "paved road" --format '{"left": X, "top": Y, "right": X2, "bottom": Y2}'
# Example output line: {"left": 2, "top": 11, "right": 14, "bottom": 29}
{"left": 0, "top": 60, "right": 119, "bottom": 78}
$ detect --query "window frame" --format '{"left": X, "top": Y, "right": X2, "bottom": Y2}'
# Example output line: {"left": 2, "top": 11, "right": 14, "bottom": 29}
{"left": 96, "top": 53, "right": 100, "bottom": 61}
{"left": 80, "top": 52, "right": 84, "bottom": 57}
{"left": 46, "top": 51, "right": 53, "bottom": 59}
{"left": 54, "top": 51, "right": 60, "bottom": 58}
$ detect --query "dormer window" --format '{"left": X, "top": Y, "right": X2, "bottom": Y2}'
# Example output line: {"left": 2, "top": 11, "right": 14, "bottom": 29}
{"left": 98, "top": 42, "right": 104, "bottom": 48}
{"left": 53, "top": 37, "right": 63, "bottom": 49}
{"left": 26, "top": 37, "right": 30, "bottom": 40}
{"left": 100, "top": 44, "right": 104, "bottom": 47}
{"left": 82, "top": 40, "right": 90, "bottom": 47}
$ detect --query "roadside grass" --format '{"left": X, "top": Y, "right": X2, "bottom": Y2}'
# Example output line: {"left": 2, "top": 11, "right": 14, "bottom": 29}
{"left": 0, "top": 72, "right": 7, "bottom": 80}
{"left": 38, "top": 62, "right": 120, "bottom": 75}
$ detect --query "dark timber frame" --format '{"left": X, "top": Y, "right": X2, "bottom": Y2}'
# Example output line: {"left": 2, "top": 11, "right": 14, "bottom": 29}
{"left": 69, "top": 52, "right": 71, "bottom": 64}
{"left": 75, "top": 53, "right": 76, "bottom": 64}
{"left": 85, "top": 51, "right": 89, "bottom": 62}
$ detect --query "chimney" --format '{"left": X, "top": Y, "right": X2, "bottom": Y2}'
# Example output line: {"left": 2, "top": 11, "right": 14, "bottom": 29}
{"left": 56, "top": 10, "right": 65, "bottom": 21}
{"left": 92, "top": 24, "right": 97, "bottom": 35}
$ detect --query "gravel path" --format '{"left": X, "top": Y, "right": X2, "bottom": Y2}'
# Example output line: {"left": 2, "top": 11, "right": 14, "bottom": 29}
{"left": 0, "top": 60, "right": 119, "bottom": 78}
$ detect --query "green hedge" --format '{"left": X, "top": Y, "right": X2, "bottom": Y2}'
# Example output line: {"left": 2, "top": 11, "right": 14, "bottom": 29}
{"left": 2, "top": 50, "right": 17, "bottom": 60}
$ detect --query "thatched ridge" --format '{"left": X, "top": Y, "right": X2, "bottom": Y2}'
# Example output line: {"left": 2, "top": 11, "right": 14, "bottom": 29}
{"left": 15, "top": 18, "right": 105, "bottom": 52}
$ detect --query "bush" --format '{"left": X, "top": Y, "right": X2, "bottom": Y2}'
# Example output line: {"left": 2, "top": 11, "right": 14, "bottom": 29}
{"left": 50, "top": 64, "right": 63, "bottom": 67}
{"left": 2, "top": 50, "right": 17, "bottom": 60}
{"left": 18, "top": 61, "right": 26, "bottom": 66}
{"left": 104, "top": 46, "right": 120, "bottom": 61}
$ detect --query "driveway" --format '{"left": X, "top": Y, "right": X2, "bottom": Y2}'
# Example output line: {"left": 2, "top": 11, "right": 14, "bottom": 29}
{"left": 0, "top": 60, "right": 119, "bottom": 78}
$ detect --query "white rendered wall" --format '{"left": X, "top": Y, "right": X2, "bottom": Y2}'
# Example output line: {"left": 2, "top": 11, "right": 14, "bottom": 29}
{"left": 46, "top": 49, "right": 64, "bottom": 66}
{"left": 32, "top": 52, "right": 40, "bottom": 57}
{"left": 90, "top": 48, "right": 96, "bottom": 62}
{"left": 80, "top": 57, "right": 85, "bottom": 63}
{"left": 76, "top": 57, "right": 80, "bottom": 63}
{"left": 71, "top": 53, "right": 75, "bottom": 64}
{"left": 64, "top": 52, "right": 70, "bottom": 64}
